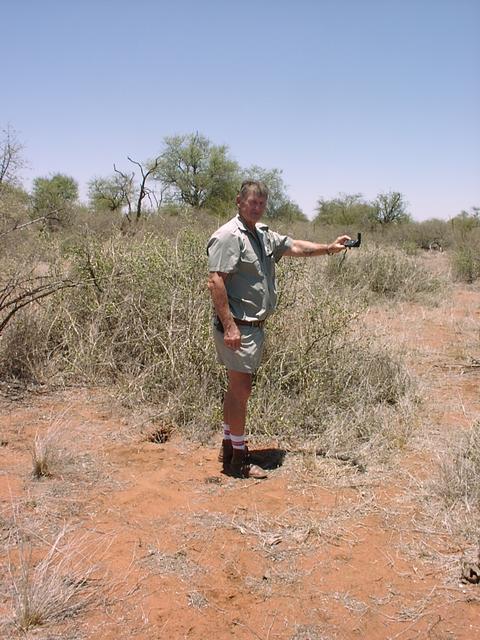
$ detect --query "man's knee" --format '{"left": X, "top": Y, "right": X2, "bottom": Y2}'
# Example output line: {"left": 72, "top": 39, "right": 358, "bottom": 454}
{"left": 227, "top": 371, "right": 253, "bottom": 403}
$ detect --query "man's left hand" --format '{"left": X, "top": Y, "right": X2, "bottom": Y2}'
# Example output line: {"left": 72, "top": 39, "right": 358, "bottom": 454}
{"left": 327, "top": 235, "right": 351, "bottom": 255}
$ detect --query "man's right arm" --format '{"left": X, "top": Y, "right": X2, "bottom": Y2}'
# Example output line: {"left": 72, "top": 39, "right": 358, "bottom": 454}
{"left": 207, "top": 272, "right": 241, "bottom": 350}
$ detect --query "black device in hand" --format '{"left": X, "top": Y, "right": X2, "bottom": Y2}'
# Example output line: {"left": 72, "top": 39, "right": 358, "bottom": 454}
{"left": 344, "top": 233, "right": 361, "bottom": 248}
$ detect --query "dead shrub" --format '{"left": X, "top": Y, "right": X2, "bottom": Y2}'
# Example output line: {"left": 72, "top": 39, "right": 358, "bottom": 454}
{"left": 49, "top": 230, "right": 222, "bottom": 435}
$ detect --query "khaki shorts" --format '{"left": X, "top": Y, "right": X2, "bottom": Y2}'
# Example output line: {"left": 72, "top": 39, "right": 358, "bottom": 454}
{"left": 213, "top": 323, "right": 265, "bottom": 373}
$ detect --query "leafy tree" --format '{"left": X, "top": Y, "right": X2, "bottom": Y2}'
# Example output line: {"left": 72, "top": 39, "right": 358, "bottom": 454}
{"left": 450, "top": 207, "right": 480, "bottom": 237}
{"left": 371, "top": 191, "right": 411, "bottom": 224}
{"left": 32, "top": 173, "right": 79, "bottom": 228}
{"left": 155, "top": 133, "right": 240, "bottom": 213}
{"left": 243, "top": 165, "right": 305, "bottom": 220}
{"left": 452, "top": 207, "right": 480, "bottom": 225}
{"left": 88, "top": 174, "right": 133, "bottom": 213}
{"left": 314, "top": 193, "right": 374, "bottom": 226}
{"left": 273, "top": 200, "right": 307, "bottom": 222}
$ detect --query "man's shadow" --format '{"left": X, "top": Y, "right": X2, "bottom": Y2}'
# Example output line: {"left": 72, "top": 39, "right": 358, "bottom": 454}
{"left": 248, "top": 447, "right": 287, "bottom": 470}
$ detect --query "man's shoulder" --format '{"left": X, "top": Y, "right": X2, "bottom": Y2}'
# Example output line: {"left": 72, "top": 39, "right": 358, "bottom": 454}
{"left": 209, "top": 216, "right": 242, "bottom": 241}
{"left": 256, "top": 222, "right": 281, "bottom": 238}
{"left": 256, "top": 222, "right": 271, "bottom": 233}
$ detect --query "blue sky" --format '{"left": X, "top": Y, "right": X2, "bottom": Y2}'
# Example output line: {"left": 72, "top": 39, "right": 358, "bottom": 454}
{"left": 1, "top": 0, "right": 479, "bottom": 220}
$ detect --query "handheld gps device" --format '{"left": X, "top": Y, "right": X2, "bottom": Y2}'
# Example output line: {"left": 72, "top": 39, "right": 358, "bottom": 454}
{"left": 344, "top": 233, "right": 362, "bottom": 248}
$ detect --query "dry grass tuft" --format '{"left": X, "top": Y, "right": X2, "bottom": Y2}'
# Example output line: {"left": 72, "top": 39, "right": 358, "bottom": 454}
{"left": 427, "top": 421, "right": 480, "bottom": 541}
{"left": 436, "top": 421, "right": 480, "bottom": 506}
{"left": 31, "top": 431, "right": 57, "bottom": 479}
{"left": 30, "top": 417, "right": 67, "bottom": 479}
{"left": 7, "top": 526, "right": 104, "bottom": 631}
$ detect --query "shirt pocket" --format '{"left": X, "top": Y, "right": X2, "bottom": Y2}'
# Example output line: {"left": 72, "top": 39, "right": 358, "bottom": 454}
{"left": 240, "top": 245, "right": 261, "bottom": 275}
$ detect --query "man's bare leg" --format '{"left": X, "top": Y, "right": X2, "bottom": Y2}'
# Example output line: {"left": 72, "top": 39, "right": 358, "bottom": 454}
{"left": 222, "top": 370, "right": 266, "bottom": 478}
{"left": 224, "top": 370, "right": 252, "bottom": 437}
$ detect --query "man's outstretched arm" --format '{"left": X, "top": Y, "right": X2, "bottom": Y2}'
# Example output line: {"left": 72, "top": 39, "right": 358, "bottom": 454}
{"left": 284, "top": 235, "right": 351, "bottom": 257}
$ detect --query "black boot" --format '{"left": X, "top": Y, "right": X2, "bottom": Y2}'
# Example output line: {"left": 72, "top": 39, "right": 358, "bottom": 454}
{"left": 218, "top": 439, "right": 233, "bottom": 472}
{"left": 227, "top": 448, "right": 267, "bottom": 479}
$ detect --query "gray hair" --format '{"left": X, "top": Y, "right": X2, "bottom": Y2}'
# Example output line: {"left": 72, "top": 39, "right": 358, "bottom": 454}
{"left": 238, "top": 180, "right": 269, "bottom": 200}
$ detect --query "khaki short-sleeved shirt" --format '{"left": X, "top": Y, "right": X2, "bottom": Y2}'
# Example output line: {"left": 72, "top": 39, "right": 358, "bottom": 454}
{"left": 207, "top": 214, "right": 293, "bottom": 322}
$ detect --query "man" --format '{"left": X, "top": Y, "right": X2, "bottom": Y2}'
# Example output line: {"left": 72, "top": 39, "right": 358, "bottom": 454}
{"left": 207, "top": 180, "right": 350, "bottom": 479}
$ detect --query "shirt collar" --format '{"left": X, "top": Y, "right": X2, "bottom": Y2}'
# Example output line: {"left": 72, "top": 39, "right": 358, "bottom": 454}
{"left": 235, "top": 214, "right": 268, "bottom": 235}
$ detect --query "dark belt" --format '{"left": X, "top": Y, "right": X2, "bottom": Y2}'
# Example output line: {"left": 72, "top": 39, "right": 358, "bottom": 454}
{"left": 215, "top": 316, "right": 265, "bottom": 333}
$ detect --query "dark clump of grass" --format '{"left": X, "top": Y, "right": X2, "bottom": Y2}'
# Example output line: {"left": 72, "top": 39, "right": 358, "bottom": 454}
{"left": 146, "top": 425, "right": 172, "bottom": 444}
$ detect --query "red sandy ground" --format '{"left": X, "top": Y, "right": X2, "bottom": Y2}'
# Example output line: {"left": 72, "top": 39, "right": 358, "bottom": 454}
{"left": 1, "top": 262, "right": 479, "bottom": 639}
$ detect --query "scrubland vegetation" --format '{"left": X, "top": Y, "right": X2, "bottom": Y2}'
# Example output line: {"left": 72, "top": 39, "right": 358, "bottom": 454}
{"left": 1, "top": 125, "right": 480, "bottom": 635}
{"left": 2, "top": 125, "right": 480, "bottom": 451}
{"left": 1, "top": 126, "right": 479, "bottom": 450}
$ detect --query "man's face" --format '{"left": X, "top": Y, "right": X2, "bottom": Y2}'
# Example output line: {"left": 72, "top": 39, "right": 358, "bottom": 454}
{"left": 237, "top": 190, "right": 267, "bottom": 229}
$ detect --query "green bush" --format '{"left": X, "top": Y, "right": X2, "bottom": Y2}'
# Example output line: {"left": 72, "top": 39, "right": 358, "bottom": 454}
{"left": 451, "top": 244, "right": 480, "bottom": 283}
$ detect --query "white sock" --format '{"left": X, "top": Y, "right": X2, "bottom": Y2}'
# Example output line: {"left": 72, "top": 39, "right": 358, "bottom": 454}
{"left": 222, "top": 422, "right": 231, "bottom": 440}
{"left": 231, "top": 434, "right": 245, "bottom": 451}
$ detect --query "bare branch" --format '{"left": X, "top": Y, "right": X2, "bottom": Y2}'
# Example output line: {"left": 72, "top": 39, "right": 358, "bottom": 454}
{"left": 127, "top": 156, "right": 161, "bottom": 221}
{"left": 113, "top": 164, "right": 134, "bottom": 217}
{"left": 0, "top": 278, "right": 79, "bottom": 335}
{"left": 0, "top": 214, "right": 60, "bottom": 238}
